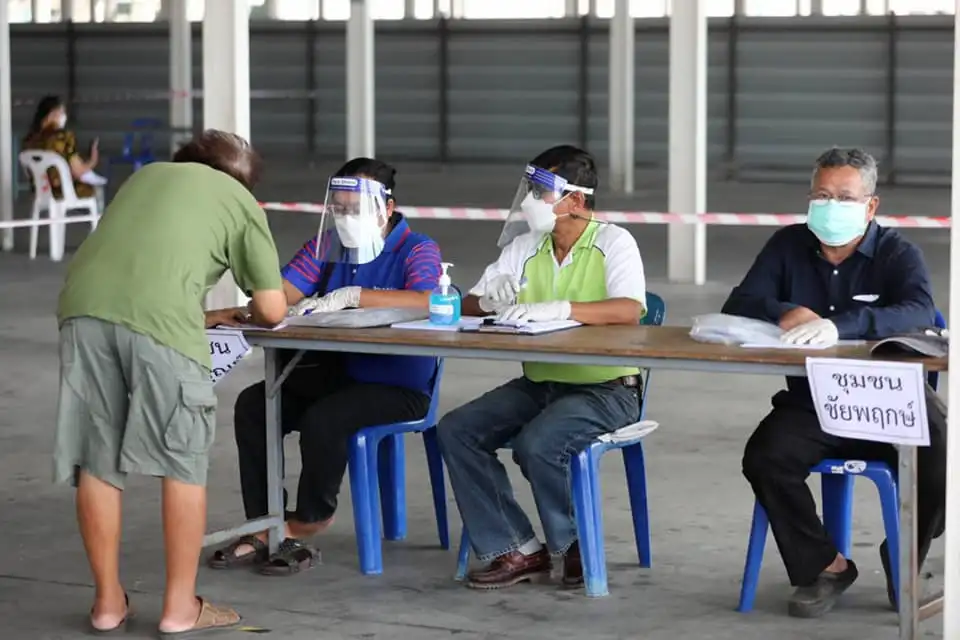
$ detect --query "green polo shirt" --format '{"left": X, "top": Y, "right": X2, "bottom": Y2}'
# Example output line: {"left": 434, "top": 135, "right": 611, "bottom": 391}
{"left": 472, "top": 220, "right": 647, "bottom": 385}
{"left": 57, "top": 162, "right": 283, "bottom": 369}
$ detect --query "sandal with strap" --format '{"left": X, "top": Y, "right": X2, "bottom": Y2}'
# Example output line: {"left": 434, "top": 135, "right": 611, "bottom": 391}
{"left": 88, "top": 592, "right": 132, "bottom": 636}
{"left": 207, "top": 535, "right": 268, "bottom": 570}
{"left": 258, "top": 538, "right": 320, "bottom": 577}
{"left": 157, "top": 597, "right": 240, "bottom": 638}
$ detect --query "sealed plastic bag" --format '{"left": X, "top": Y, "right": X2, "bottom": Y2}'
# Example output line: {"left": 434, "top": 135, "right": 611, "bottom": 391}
{"left": 689, "top": 313, "right": 783, "bottom": 346}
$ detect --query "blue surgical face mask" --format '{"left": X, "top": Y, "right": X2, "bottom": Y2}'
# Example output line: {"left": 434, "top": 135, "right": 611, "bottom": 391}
{"left": 805, "top": 199, "right": 869, "bottom": 247}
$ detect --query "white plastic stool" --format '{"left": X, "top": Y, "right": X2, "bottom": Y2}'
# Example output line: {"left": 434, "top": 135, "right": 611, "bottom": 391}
{"left": 18, "top": 150, "right": 100, "bottom": 262}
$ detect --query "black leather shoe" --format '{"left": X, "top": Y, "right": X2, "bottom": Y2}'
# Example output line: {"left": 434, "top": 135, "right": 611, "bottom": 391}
{"left": 788, "top": 560, "right": 859, "bottom": 619}
{"left": 880, "top": 540, "right": 897, "bottom": 610}
{"left": 561, "top": 541, "right": 583, "bottom": 588}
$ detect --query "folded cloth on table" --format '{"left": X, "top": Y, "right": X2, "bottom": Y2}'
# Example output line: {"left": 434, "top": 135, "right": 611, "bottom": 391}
{"left": 871, "top": 328, "right": 949, "bottom": 358}
{"left": 597, "top": 420, "right": 659, "bottom": 444}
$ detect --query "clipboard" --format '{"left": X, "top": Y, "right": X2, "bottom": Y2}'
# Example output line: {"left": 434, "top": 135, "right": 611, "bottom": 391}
{"left": 460, "top": 318, "right": 582, "bottom": 336}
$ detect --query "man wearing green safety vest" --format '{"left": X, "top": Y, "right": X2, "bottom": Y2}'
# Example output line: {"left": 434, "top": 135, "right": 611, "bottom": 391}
{"left": 437, "top": 145, "right": 648, "bottom": 590}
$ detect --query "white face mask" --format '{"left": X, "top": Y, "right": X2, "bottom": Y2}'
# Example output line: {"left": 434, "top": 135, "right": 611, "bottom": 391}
{"left": 55, "top": 113, "right": 67, "bottom": 129}
{"left": 520, "top": 193, "right": 559, "bottom": 235}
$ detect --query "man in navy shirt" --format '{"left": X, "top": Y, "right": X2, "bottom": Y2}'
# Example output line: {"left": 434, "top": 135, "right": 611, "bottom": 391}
{"left": 723, "top": 148, "right": 946, "bottom": 618}
{"left": 206, "top": 158, "right": 442, "bottom": 575}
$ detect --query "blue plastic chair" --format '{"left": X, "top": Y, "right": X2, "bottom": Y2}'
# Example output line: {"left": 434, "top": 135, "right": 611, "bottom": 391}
{"left": 737, "top": 309, "right": 946, "bottom": 612}
{"left": 454, "top": 293, "right": 666, "bottom": 597}
{"left": 346, "top": 359, "right": 448, "bottom": 575}
{"left": 110, "top": 118, "right": 160, "bottom": 172}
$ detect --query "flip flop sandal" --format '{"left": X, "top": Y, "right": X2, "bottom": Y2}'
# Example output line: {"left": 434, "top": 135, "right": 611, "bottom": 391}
{"left": 157, "top": 597, "right": 241, "bottom": 638}
{"left": 88, "top": 593, "right": 132, "bottom": 636}
{"left": 207, "top": 535, "right": 268, "bottom": 569}
{"left": 258, "top": 538, "right": 320, "bottom": 577}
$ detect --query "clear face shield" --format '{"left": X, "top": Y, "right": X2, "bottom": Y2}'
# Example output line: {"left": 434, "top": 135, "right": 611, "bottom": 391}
{"left": 315, "top": 176, "right": 391, "bottom": 265}
{"left": 496, "top": 164, "right": 595, "bottom": 248}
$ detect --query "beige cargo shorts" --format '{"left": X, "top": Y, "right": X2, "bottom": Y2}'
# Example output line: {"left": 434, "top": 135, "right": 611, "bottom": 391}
{"left": 53, "top": 316, "right": 217, "bottom": 489}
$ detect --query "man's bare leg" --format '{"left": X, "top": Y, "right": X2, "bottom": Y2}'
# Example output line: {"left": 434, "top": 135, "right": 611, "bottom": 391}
{"left": 157, "top": 477, "right": 206, "bottom": 634}
{"left": 76, "top": 470, "right": 127, "bottom": 630}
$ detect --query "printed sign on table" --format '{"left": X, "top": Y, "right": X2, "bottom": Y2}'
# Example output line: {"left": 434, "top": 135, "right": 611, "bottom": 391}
{"left": 806, "top": 357, "right": 929, "bottom": 446}
{"left": 207, "top": 329, "right": 252, "bottom": 386}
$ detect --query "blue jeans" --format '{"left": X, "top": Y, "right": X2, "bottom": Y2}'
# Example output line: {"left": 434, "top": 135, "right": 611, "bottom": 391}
{"left": 437, "top": 377, "right": 639, "bottom": 561}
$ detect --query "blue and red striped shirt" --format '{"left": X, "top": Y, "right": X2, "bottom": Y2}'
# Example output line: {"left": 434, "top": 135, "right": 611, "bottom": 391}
{"left": 280, "top": 214, "right": 442, "bottom": 394}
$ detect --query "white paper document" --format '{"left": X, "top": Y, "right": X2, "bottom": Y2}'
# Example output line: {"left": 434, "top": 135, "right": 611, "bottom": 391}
{"left": 740, "top": 340, "right": 866, "bottom": 350}
{"left": 806, "top": 357, "right": 929, "bottom": 446}
{"left": 216, "top": 322, "right": 287, "bottom": 331}
{"left": 207, "top": 329, "right": 252, "bottom": 385}
{"left": 392, "top": 317, "right": 486, "bottom": 332}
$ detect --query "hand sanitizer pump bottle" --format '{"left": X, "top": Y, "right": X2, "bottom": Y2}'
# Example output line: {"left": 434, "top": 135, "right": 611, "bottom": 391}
{"left": 429, "top": 262, "right": 461, "bottom": 326}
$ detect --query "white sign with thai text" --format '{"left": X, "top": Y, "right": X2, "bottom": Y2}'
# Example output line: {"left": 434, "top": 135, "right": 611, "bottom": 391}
{"left": 806, "top": 358, "right": 929, "bottom": 446}
{"left": 207, "top": 329, "right": 252, "bottom": 386}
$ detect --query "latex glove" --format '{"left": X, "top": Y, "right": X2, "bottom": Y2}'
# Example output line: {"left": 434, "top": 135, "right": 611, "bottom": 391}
{"left": 478, "top": 274, "right": 522, "bottom": 313}
{"left": 496, "top": 301, "right": 572, "bottom": 324}
{"left": 781, "top": 318, "right": 839, "bottom": 347}
{"left": 289, "top": 286, "right": 362, "bottom": 317}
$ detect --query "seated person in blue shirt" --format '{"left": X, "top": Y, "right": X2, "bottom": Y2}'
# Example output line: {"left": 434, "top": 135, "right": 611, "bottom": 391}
{"left": 722, "top": 147, "right": 946, "bottom": 618}
{"left": 206, "top": 157, "right": 442, "bottom": 575}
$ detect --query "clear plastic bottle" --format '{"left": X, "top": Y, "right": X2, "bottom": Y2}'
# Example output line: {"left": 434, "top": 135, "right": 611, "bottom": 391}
{"left": 429, "top": 262, "right": 461, "bottom": 326}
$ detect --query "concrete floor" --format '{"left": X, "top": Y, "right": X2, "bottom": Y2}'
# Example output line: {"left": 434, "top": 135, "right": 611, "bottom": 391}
{"left": 0, "top": 166, "right": 950, "bottom": 639}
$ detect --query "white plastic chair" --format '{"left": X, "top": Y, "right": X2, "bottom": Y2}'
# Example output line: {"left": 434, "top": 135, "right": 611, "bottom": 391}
{"left": 18, "top": 150, "right": 100, "bottom": 262}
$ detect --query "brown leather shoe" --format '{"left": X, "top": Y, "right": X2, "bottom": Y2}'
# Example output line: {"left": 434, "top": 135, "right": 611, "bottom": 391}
{"left": 562, "top": 541, "right": 584, "bottom": 588}
{"left": 466, "top": 549, "right": 551, "bottom": 590}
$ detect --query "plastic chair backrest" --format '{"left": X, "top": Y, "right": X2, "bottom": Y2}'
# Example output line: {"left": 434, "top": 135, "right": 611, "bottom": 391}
{"left": 643, "top": 293, "right": 665, "bottom": 328}
{"left": 122, "top": 118, "right": 162, "bottom": 159}
{"left": 18, "top": 150, "right": 79, "bottom": 202}
{"left": 638, "top": 292, "right": 665, "bottom": 418}
{"left": 929, "top": 309, "right": 946, "bottom": 390}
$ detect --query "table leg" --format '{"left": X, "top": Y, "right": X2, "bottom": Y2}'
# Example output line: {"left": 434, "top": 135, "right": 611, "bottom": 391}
{"left": 898, "top": 445, "right": 919, "bottom": 640}
{"left": 264, "top": 347, "right": 285, "bottom": 554}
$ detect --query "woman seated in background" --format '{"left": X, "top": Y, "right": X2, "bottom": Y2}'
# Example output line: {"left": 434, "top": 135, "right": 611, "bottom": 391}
{"left": 22, "top": 95, "right": 102, "bottom": 198}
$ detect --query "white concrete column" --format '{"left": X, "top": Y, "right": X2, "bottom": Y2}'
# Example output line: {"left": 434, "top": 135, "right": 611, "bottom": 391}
{"left": 405, "top": 0, "right": 416, "bottom": 19}
{"left": 943, "top": 5, "right": 960, "bottom": 637}
{"left": 734, "top": 0, "right": 746, "bottom": 15}
{"left": 169, "top": 0, "right": 192, "bottom": 155}
{"left": 202, "top": 0, "right": 251, "bottom": 309}
{"left": 810, "top": 0, "right": 823, "bottom": 14}
{"left": 450, "top": 0, "right": 465, "bottom": 18}
{"left": 564, "top": 0, "right": 578, "bottom": 17}
{"left": 263, "top": 0, "right": 279, "bottom": 19}
{"left": 432, "top": 0, "right": 442, "bottom": 18}
{"left": 104, "top": 0, "right": 118, "bottom": 21}
{"left": 61, "top": 0, "right": 75, "bottom": 21}
{"left": 346, "top": 0, "right": 375, "bottom": 159}
{"left": 0, "top": 0, "right": 12, "bottom": 251}
{"left": 32, "top": 0, "right": 55, "bottom": 22}
{"left": 608, "top": 0, "right": 634, "bottom": 193}
{"left": 667, "top": 0, "right": 707, "bottom": 284}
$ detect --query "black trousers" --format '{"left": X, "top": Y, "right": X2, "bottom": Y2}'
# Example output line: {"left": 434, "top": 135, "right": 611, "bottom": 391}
{"left": 742, "top": 387, "right": 947, "bottom": 587}
{"left": 234, "top": 350, "right": 430, "bottom": 524}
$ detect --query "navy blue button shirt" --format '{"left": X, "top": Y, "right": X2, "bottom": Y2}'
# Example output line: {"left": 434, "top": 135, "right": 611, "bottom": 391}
{"left": 721, "top": 221, "right": 935, "bottom": 403}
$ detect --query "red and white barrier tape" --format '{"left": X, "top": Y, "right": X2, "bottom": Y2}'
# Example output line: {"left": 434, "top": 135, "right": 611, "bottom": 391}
{"left": 258, "top": 202, "right": 952, "bottom": 228}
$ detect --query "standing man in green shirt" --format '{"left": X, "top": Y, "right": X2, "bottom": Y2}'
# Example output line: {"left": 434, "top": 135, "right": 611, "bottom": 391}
{"left": 54, "top": 130, "right": 287, "bottom": 636}
{"left": 437, "top": 145, "right": 648, "bottom": 591}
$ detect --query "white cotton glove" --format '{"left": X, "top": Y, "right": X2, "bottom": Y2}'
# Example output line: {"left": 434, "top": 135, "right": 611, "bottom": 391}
{"left": 288, "top": 286, "right": 362, "bottom": 317}
{"left": 496, "top": 301, "right": 572, "bottom": 324}
{"left": 781, "top": 318, "right": 840, "bottom": 347}
{"left": 478, "top": 274, "right": 522, "bottom": 313}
